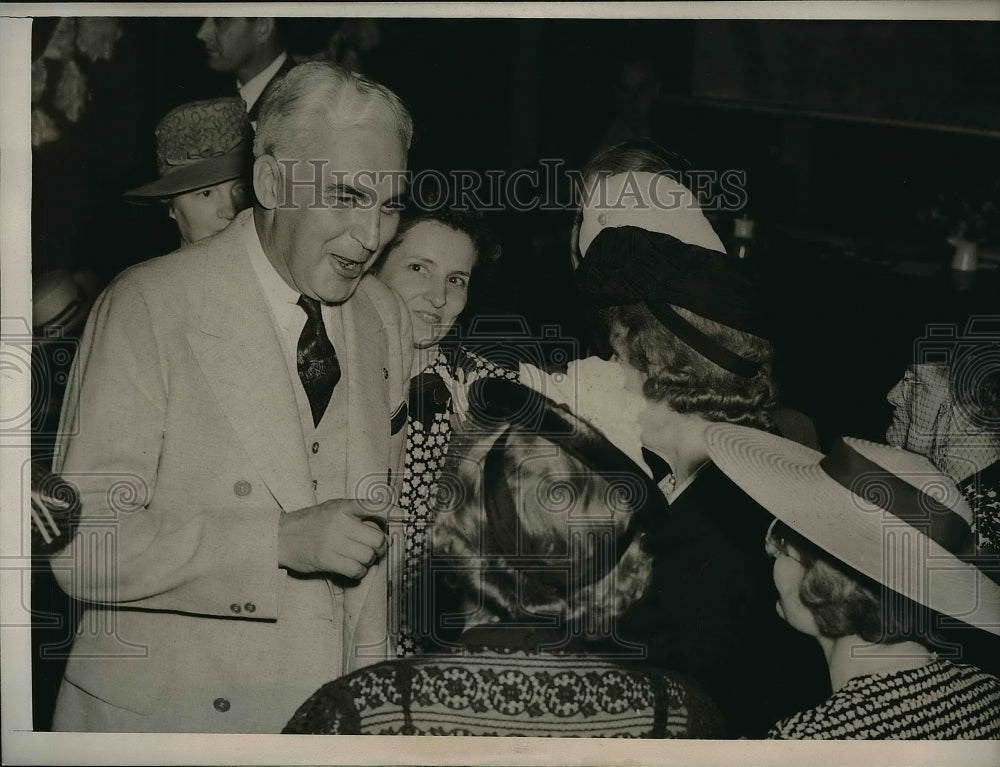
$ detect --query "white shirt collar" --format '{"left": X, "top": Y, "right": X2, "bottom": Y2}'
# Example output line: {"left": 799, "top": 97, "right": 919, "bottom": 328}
{"left": 243, "top": 208, "right": 300, "bottom": 316}
{"left": 238, "top": 51, "right": 288, "bottom": 113}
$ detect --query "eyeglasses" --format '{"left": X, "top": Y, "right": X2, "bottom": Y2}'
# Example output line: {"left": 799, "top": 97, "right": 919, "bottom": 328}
{"left": 764, "top": 518, "right": 802, "bottom": 564}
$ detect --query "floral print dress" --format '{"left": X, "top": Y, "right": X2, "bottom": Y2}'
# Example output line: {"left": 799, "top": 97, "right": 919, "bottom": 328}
{"left": 393, "top": 347, "right": 518, "bottom": 657}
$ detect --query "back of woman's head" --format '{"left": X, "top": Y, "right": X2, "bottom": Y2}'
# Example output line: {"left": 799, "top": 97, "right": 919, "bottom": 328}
{"left": 779, "top": 522, "right": 941, "bottom": 646}
{"left": 951, "top": 352, "right": 1000, "bottom": 438}
{"left": 606, "top": 303, "right": 777, "bottom": 430}
{"left": 431, "top": 426, "right": 653, "bottom": 636}
{"left": 582, "top": 138, "right": 691, "bottom": 182}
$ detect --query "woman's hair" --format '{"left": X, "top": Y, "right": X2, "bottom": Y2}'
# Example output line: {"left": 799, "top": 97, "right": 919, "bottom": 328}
{"left": 581, "top": 138, "right": 691, "bottom": 183}
{"left": 370, "top": 204, "right": 500, "bottom": 277}
{"left": 431, "top": 426, "right": 653, "bottom": 637}
{"left": 776, "top": 521, "right": 940, "bottom": 645}
{"left": 951, "top": 350, "right": 1000, "bottom": 437}
{"left": 572, "top": 140, "right": 694, "bottom": 265}
{"left": 605, "top": 303, "right": 777, "bottom": 430}
{"left": 254, "top": 61, "right": 414, "bottom": 159}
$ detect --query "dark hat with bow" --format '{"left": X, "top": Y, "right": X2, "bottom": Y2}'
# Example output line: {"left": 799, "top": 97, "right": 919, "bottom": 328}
{"left": 577, "top": 225, "right": 769, "bottom": 377}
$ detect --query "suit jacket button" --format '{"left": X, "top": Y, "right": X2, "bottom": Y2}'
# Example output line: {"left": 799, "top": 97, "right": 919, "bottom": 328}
{"left": 311, "top": 441, "right": 319, "bottom": 454}
{"left": 234, "top": 480, "right": 252, "bottom": 497}
{"left": 382, "top": 367, "right": 389, "bottom": 380}
{"left": 244, "top": 602, "right": 256, "bottom": 613}
{"left": 230, "top": 603, "right": 242, "bottom": 614}
{"left": 213, "top": 697, "right": 231, "bottom": 712}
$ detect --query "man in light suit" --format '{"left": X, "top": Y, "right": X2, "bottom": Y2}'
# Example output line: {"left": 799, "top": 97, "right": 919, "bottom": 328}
{"left": 49, "top": 62, "right": 414, "bottom": 733}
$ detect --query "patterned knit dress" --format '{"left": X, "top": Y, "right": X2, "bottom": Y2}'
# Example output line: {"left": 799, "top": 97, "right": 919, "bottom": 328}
{"left": 284, "top": 630, "right": 725, "bottom": 737}
{"left": 767, "top": 659, "right": 1000, "bottom": 739}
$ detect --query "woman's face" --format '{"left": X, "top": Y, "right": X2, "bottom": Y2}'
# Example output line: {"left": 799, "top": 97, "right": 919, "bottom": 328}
{"left": 611, "top": 337, "right": 668, "bottom": 450}
{"left": 886, "top": 364, "right": 950, "bottom": 452}
{"left": 886, "top": 363, "right": 986, "bottom": 482}
{"left": 569, "top": 173, "right": 597, "bottom": 270}
{"left": 169, "top": 179, "right": 248, "bottom": 245}
{"left": 376, "top": 221, "right": 476, "bottom": 349}
{"left": 765, "top": 524, "right": 820, "bottom": 637}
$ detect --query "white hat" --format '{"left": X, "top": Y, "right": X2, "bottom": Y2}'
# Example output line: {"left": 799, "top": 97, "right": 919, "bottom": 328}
{"left": 578, "top": 171, "right": 726, "bottom": 258}
{"left": 705, "top": 424, "right": 1000, "bottom": 636}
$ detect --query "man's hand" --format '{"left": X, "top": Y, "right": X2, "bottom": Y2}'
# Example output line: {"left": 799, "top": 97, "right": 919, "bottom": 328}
{"left": 278, "top": 499, "right": 389, "bottom": 579}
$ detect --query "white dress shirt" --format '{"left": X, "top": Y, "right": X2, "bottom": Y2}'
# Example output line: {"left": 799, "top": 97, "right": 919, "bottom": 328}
{"left": 238, "top": 51, "right": 288, "bottom": 114}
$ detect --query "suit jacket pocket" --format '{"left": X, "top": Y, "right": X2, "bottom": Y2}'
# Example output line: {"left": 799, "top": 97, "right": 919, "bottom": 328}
{"left": 60, "top": 610, "right": 166, "bottom": 715}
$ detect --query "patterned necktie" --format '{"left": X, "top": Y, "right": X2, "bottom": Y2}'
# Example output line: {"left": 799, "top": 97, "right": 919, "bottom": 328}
{"left": 296, "top": 295, "right": 340, "bottom": 426}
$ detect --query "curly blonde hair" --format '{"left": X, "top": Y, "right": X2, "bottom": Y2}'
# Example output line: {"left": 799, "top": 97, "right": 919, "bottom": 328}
{"left": 606, "top": 302, "right": 777, "bottom": 430}
{"left": 431, "top": 426, "right": 653, "bottom": 638}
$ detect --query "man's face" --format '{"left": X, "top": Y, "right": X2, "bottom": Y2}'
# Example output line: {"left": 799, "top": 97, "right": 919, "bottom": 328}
{"left": 196, "top": 18, "right": 259, "bottom": 74}
{"left": 169, "top": 179, "right": 249, "bottom": 245}
{"left": 263, "top": 124, "right": 407, "bottom": 304}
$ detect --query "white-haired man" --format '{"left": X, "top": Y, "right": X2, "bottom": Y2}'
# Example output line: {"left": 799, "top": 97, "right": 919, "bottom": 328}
{"left": 50, "top": 62, "right": 413, "bottom": 733}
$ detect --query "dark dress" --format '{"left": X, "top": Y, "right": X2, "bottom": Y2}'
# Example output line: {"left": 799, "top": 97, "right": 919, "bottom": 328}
{"left": 283, "top": 628, "right": 725, "bottom": 737}
{"left": 612, "top": 463, "right": 831, "bottom": 738}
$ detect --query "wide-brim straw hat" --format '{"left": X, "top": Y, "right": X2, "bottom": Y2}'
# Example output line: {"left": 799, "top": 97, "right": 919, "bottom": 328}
{"left": 705, "top": 423, "right": 1000, "bottom": 636}
{"left": 123, "top": 97, "right": 252, "bottom": 201}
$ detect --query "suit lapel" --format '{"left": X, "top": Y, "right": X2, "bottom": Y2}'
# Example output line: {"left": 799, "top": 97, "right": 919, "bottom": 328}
{"left": 247, "top": 56, "right": 297, "bottom": 121}
{"left": 342, "top": 284, "right": 390, "bottom": 498}
{"left": 339, "top": 280, "right": 391, "bottom": 653}
{"left": 187, "top": 213, "right": 313, "bottom": 512}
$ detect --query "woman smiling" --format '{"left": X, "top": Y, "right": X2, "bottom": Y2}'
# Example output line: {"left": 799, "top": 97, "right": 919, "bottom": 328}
{"left": 370, "top": 204, "right": 518, "bottom": 657}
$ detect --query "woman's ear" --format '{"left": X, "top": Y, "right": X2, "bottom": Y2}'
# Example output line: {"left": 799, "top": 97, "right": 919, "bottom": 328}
{"left": 253, "top": 155, "right": 280, "bottom": 211}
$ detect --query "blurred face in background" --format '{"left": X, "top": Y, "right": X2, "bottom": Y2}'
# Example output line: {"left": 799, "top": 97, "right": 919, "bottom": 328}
{"left": 196, "top": 18, "right": 260, "bottom": 75}
{"left": 169, "top": 179, "right": 249, "bottom": 245}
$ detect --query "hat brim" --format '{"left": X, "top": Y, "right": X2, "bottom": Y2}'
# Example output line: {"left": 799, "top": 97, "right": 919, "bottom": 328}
{"left": 705, "top": 424, "right": 1000, "bottom": 636}
{"left": 122, "top": 152, "right": 247, "bottom": 201}
{"left": 33, "top": 272, "right": 98, "bottom": 344}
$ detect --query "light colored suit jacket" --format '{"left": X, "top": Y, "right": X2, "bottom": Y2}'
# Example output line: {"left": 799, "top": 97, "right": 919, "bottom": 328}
{"left": 50, "top": 210, "right": 412, "bottom": 732}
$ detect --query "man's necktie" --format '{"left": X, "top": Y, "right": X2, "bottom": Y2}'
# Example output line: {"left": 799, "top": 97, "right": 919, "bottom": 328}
{"left": 296, "top": 295, "right": 340, "bottom": 426}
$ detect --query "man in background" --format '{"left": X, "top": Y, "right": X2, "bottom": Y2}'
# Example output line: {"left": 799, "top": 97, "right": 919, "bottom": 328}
{"left": 196, "top": 17, "right": 295, "bottom": 124}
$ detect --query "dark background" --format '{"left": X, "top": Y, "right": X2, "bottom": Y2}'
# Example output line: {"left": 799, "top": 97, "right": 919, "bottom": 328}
{"left": 29, "top": 16, "right": 1000, "bottom": 729}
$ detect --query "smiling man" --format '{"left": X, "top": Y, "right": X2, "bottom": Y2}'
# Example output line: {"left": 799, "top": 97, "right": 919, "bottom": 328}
{"left": 49, "top": 63, "right": 414, "bottom": 733}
